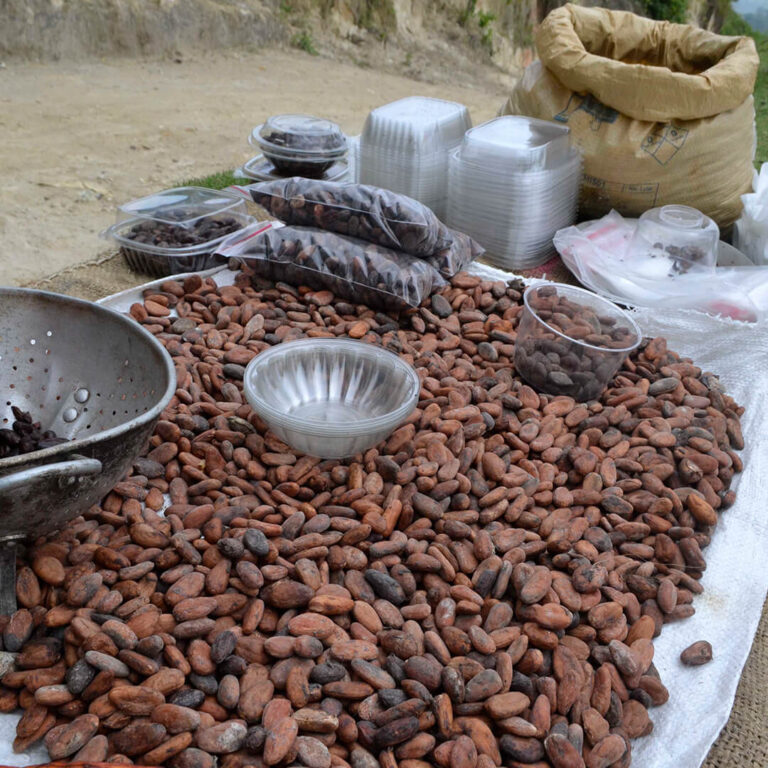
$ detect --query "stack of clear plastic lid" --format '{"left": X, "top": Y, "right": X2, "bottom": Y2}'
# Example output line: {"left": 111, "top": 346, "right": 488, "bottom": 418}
{"left": 358, "top": 97, "right": 472, "bottom": 219}
{"left": 625, "top": 205, "right": 719, "bottom": 280}
{"left": 249, "top": 114, "right": 348, "bottom": 178}
{"left": 105, "top": 187, "right": 251, "bottom": 276}
{"left": 445, "top": 116, "right": 582, "bottom": 270}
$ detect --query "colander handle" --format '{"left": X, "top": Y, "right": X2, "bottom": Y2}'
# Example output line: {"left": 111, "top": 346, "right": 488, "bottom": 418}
{"left": 0, "top": 544, "right": 17, "bottom": 616}
{"left": 0, "top": 455, "right": 101, "bottom": 614}
{"left": 0, "top": 454, "right": 102, "bottom": 496}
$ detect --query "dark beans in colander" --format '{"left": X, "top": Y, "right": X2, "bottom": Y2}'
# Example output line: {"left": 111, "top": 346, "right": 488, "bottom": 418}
{"left": 0, "top": 406, "right": 68, "bottom": 458}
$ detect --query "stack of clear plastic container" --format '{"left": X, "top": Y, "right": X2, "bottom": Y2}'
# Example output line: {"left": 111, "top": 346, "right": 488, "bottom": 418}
{"left": 105, "top": 187, "right": 252, "bottom": 276}
{"left": 358, "top": 97, "right": 472, "bottom": 219}
{"left": 445, "top": 116, "right": 582, "bottom": 270}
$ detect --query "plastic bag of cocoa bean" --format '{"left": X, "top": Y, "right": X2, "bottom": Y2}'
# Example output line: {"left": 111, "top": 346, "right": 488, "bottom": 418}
{"left": 426, "top": 228, "right": 485, "bottom": 278}
{"left": 216, "top": 223, "right": 445, "bottom": 311}
{"left": 242, "top": 178, "right": 483, "bottom": 277}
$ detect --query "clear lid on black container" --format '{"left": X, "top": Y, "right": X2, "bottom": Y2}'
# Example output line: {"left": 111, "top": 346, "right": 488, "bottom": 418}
{"left": 251, "top": 114, "right": 348, "bottom": 159}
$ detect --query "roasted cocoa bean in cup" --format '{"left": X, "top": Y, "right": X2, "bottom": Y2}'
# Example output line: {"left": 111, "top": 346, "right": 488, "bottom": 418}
{"left": 514, "top": 283, "right": 641, "bottom": 402}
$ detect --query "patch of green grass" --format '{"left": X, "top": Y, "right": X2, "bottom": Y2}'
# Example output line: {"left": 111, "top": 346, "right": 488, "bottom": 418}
{"left": 722, "top": 11, "right": 768, "bottom": 166}
{"left": 291, "top": 31, "right": 318, "bottom": 55}
{"left": 183, "top": 171, "right": 242, "bottom": 190}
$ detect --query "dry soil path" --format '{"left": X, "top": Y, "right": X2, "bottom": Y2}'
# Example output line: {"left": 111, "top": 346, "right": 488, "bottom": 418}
{"left": 0, "top": 48, "right": 509, "bottom": 287}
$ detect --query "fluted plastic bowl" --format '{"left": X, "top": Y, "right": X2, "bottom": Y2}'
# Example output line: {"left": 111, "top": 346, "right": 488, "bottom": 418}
{"left": 243, "top": 338, "right": 420, "bottom": 458}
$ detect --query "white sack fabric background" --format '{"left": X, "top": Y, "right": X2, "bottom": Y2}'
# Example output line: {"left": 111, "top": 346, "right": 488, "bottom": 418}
{"left": 0, "top": 263, "right": 765, "bottom": 768}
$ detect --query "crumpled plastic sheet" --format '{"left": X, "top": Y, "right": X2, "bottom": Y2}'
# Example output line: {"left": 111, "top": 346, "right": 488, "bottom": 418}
{"left": 1, "top": 263, "right": 766, "bottom": 767}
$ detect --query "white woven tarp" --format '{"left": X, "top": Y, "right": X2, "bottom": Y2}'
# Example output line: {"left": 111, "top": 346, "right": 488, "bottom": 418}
{"left": 1, "top": 263, "right": 766, "bottom": 767}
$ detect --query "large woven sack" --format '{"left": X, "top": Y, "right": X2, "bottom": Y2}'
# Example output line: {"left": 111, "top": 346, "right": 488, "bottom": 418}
{"left": 502, "top": 4, "right": 759, "bottom": 229}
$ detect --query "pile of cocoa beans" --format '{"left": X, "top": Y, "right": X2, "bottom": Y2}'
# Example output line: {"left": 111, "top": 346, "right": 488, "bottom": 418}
{"left": 2, "top": 269, "right": 744, "bottom": 768}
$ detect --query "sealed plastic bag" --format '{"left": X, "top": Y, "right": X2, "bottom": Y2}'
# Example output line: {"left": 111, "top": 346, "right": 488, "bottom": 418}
{"left": 216, "top": 223, "right": 445, "bottom": 311}
{"left": 427, "top": 229, "right": 485, "bottom": 278}
{"left": 248, "top": 178, "right": 446, "bottom": 255}
{"left": 243, "top": 178, "right": 483, "bottom": 277}
{"left": 503, "top": 4, "right": 759, "bottom": 228}
{"left": 554, "top": 211, "right": 768, "bottom": 322}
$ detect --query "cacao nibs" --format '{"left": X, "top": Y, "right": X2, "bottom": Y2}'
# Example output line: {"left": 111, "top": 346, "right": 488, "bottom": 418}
{"left": 0, "top": 406, "right": 68, "bottom": 459}
{"left": 6, "top": 270, "right": 744, "bottom": 768}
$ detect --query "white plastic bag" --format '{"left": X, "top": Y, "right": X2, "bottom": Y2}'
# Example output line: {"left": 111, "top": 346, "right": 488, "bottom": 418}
{"left": 555, "top": 211, "right": 768, "bottom": 322}
{"left": 733, "top": 163, "right": 768, "bottom": 266}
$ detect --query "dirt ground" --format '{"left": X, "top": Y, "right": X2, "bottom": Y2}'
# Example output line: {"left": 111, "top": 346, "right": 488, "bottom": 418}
{"left": 0, "top": 48, "right": 511, "bottom": 290}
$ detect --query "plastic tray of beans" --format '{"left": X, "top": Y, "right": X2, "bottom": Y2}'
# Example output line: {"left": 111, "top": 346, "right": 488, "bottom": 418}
{"left": 105, "top": 187, "right": 254, "bottom": 277}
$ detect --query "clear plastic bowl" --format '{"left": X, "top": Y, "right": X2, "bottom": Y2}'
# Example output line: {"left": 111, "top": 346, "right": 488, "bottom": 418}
{"left": 250, "top": 114, "right": 347, "bottom": 177}
{"left": 460, "top": 116, "right": 571, "bottom": 170}
{"left": 243, "top": 338, "right": 420, "bottom": 459}
{"left": 626, "top": 205, "right": 719, "bottom": 280}
{"left": 106, "top": 186, "right": 252, "bottom": 277}
{"left": 514, "top": 284, "right": 641, "bottom": 401}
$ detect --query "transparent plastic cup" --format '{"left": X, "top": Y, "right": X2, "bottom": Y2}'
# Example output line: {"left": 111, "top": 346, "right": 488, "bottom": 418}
{"left": 626, "top": 205, "right": 719, "bottom": 280}
{"left": 243, "top": 338, "right": 420, "bottom": 459}
{"left": 514, "top": 284, "right": 641, "bottom": 401}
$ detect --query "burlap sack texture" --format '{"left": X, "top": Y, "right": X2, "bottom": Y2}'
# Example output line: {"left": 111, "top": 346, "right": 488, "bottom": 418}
{"left": 502, "top": 4, "right": 760, "bottom": 229}
{"left": 703, "top": 600, "right": 768, "bottom": 767}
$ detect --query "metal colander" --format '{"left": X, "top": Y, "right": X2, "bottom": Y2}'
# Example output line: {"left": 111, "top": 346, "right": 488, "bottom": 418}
{"left": 0, "top": 288, "right": 176, "bottom": 612}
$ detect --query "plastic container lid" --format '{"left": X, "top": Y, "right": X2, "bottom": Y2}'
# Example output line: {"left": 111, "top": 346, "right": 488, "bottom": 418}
{"left": 251, "top": 114, "right": 347, "bottom": 160}
{"left": 626, "top": 204, "right": 719, "bottom": 279}
{"left": 240, "top": 155, "right": 350, "bottom": 183}
{"left": 459, "top": 116, "right": 571, "bottom": 170}
{"left": 117, "top": 187, "right": 245, "bottom": 229}
{"left": 361, "top": 97, "right": 471, "bottom": 153}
